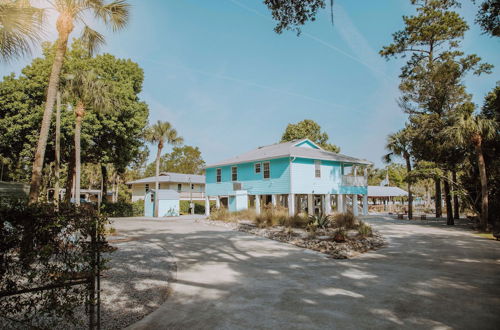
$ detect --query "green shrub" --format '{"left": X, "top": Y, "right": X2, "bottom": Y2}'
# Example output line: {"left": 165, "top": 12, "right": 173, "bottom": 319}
{"left": 357, "top": 221, "right": 373, "bottom": 237}
{"left": 332, "top": 212, "right": 358, "bottom": 229}
{"left": 308, "top": 213, "right": 331, "bottom": 229}
{"left": 180, "top": 200, "right": 206, "bottom": 214}
{"left": 0, "top": 201, "right": 111, "bottom": 328}
{"left": 101, "top": 200, "right": 144, "bottom": 217}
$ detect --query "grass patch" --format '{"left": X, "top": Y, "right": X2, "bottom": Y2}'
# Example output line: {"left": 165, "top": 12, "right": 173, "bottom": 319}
{"left": 475, "top": 232, "right": 496, "bottom": 240}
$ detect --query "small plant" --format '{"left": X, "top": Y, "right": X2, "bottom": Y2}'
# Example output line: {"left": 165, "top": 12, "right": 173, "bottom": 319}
{"left": 332, "top": 212, "right": 358, "bottom": 229}
{"left": 209, "top": 207, "right": 234, "bottom": 222}
{"left": 333, "top": 227, "right": 347, "bottom": 242}
{"left": 357, "top": 221, "right": 373, "bottom": 237}
{"left": 308, "top": 213, "right": 331, "bottom": 229}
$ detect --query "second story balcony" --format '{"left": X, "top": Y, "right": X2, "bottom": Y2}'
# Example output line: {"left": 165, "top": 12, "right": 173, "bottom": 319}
{"left": 342, "top": 175, "right": 367, "bottom": 187}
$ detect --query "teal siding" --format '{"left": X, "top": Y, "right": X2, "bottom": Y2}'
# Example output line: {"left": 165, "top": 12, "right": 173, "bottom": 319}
{"left": 291, "top": 158, "right": 343, "bottom": 194}
{"left": 206, "top": 157, "right": 291, "bottom": 196}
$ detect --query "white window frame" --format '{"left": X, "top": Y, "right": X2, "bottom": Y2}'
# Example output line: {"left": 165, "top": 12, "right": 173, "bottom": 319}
{"left": 315, "top": 160, "right": 321, "bottom": 178}
{"left": 254, "top": 162, "right": 261, "bottom": 174}
{"left": 177, "top": 183, "right": 182, "bottom": 192}
{"left": 263, "top": 161, "right": 270, "bottom": 179}
{"left": 216, "top": 168, "right": 222, "bottom": 183}
{"left": 231, "top": 166, "right": 238, "bottom": 181}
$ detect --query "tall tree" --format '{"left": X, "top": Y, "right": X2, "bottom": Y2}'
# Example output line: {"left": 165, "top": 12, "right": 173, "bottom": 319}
{"left": 62, "top": 69, "right": 114, "bottom": 206}
{"left": 144, "top": 145, "right": 205, "bottom": 177}
{"left": 475, "top": 0, "right": 500, "bottom": 37}
{"left": 0, "top": 0, "right": 44, "bottom": 61}
{"left": 444, "top": 109, "right": 497, "bottom": 229}
{"left": 145, "top": 121, "right": 183, "bottom": 217}
{"left": 264, "top": 0, "right": 328, "bottom": 34}
{"left": 384, "top": 128, "right": 414, "bottom": 219}
{"left": 28, "top": 0, "right": 130, "bottom": 203}
{"left": 281, "top": 119, "right": 340, "bottom": 152}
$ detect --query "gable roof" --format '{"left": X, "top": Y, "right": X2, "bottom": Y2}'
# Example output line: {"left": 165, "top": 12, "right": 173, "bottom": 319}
{"left": 206, "top": 139, "right": 372, "bottom": 168}
{"left": 127, "top": 172, "right": 205, "bottom": 185}
{"left": 368, "top": 186, "right": 408, "bottom": 197}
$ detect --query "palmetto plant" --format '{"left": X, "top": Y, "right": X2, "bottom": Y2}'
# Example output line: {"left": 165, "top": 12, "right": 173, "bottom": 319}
{"left": 28, "top": 0, "right": 130, "bottom": 204}
{"left": 145, "top": 121, "right": 183, "bottom": 217}
{"left": 63, "top": 70, "right": 114, "bottom": 205}
{"left": 384, "top": 127, "right": 414, "bottom": 220}
{"left": 444, "top": 111, "right": 497, "bottom": 229}
{"left": 0, "top": 0, "right": 44, "bottom": 61}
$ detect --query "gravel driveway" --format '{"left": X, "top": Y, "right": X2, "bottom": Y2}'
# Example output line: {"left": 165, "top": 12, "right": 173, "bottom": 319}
{"left": 109, "top": 215, "right": 500, "bottom": 330}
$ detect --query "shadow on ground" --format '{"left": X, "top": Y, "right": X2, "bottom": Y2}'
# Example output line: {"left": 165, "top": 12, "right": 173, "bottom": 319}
{"left": 108, "top": 216, "right": 500, "bottom": 330}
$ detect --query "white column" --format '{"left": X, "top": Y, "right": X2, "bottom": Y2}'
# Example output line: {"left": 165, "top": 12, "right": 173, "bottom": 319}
{"left": 362, "top": 194, "right": 368, "bottom": 216}
{"left": 272, "top": 194, "right": 277, "bottom": 207}
{"left": 205, "top": 196, "right": 210, "bottom": 216}
{"left": 255, "top": 195, "right": 261, "bottom": 215}
{"left": 325, "top": 194, "right": 331, "bottom": 215}
{"left": 288, "top": 194, "right": 295, "bottom": 216}
{"left": 216, "top": 196, "right": 221, "bottom": 209}
{"left": 337, "top": 194, "right": 344, "bottom": 213}
{"left": 353, "top": 194, "right": 359, "bottom": 216}
{"left": 307, "top": 194, "right": 314, "bottom": 216}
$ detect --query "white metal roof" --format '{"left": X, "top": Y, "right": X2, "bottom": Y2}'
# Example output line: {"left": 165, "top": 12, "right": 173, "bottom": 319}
{"left": 368, "top": 186, "right": 408, "bottom": 197}
{"left": 127, "top": 172, "right": 205, "bottom": 185}
{"left": 205, "top": 139, "right": 372, "bottom": 168}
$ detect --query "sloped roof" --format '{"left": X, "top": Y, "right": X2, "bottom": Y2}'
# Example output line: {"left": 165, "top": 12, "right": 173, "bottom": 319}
{"left": 205, "top": 139, "right": 372, "bottom": 168}
{"left": 127, "top": 172, "right": 205, "bottom": 185}
{"left": 368, "top": 186, "right": 408, "bottom": 197}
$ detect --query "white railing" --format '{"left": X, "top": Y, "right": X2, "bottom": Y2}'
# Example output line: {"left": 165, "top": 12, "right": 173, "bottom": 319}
{"left": 342, "top": 175, "right": 367, "bottom": 187}
{"left": 179, "top": 191, "right": 206, "bottom": 199}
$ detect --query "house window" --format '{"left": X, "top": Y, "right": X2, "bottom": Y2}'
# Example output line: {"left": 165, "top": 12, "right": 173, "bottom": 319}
{"left": 145, "top": 184, "right": 149, "bottom": 192}
{"left": 254, "top": 163, "right": 261, "bottom": 174}
{"left": 315, "top": 160, "right": 321, "bottom": 178}
{"left": 177, "top": 184, "right": 182, "bottom": 192}
{"left": 216, "top": 168, "right": 222, "bottom": 183}
{"left": 191, "top": 184, "right": 194, "bottom": 190}
{"left": 263, "top": 161, "right": 270, "bottom": 179}
{"left": 232, "top": 166, "right": 238, "bottom": 181}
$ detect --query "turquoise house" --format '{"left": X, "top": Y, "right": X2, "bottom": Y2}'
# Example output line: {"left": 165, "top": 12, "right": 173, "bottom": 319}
{"left": 144, "top": 190, "right": 180, "bottom": 217}
{"left": 203, "top": 139, "right": 372, "bottom": 216}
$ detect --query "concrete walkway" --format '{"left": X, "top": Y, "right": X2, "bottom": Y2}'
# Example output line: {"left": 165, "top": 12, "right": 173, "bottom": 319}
{"left": 111, "top": 216, "right": 500, "bottom": 330}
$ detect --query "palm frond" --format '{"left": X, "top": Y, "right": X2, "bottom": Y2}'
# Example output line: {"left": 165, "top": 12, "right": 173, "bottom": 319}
{"left": 0, "top": 1, "right": 45, "bottom": 61}
{"left": 92, "top": 0, "right": 130, "bottom": 31}
{"left": 81, "top": 25, "right": 105, "bottom": 55}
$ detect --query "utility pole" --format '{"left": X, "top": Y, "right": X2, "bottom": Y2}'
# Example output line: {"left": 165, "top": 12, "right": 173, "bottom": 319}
{"left": 189, "top": 177, "right": 194, "bottom": 215}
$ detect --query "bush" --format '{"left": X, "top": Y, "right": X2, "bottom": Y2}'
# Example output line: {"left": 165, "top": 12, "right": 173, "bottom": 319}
{"left": 0, "top": 201, "right": 111, "bottom": 328}
{"left": 357, "top": 221, "right": 373, "bottom": 237}
{"left": 333, "top": 227, "right": 347, "bottom": 242}
{"left": 180, "top": 200, "right": 206, "bottom": 214}
{"left": 254, "top": 205, "right": 289, "bottom": 227}
{"left": 308, "top": 213, "right": 331, "bottom": 229}
{"left": 101, "top": 200, "right": 144, "bottom": 217}
{"left": 332, "top": 212, "right": 358, "bottom": 229}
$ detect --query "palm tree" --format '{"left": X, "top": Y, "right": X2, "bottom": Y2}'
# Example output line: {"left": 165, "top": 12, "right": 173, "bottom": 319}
{"left": 384, "top": 128, "right": 414, "bottom": 220}
{"left": 28, "top": 0, "right": 129, "bottom": 204}
{"left": 145, "top": 121, "right": 183, "bottom": 217}
{"left": 444, "top": 113, "right": 497, "bottom": 229}
{"left": 63, "top": 70, "right": 113, "bottom": 206}
{"left": 0, "top": 0, "right": 44, "bottom": 61}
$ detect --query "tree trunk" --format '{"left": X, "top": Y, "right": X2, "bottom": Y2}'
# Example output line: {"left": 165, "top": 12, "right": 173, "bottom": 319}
{"left": 101, "top": 164, "right": 108, "bottom": 202}
{"left": 64, "top": 150, "right": 75, "bottom": 204}
{"left": 405, "top": 155, "right": 413, "bottom": 220}
{"left": 74, "top": 101, "right": 84, "bottom": 206}
{"left": 452, "top": 170, "right": 460, "bottom": 219}
{"left": 474, "top": 137, "right": 489, "bottom": 230}
{"left": 28, "top": 14, "right": 74, "bottom": 204}
{"left": 154, "top": 143, "right": 163, "bottom": 217}
{"left": 435, "top": 178, "right": 442, "bottom": 218}
{"left": 54, "top": 91, "right": 61, "bottom": 205}
{"left": 443, "top": 173, "right": 454, "bottom": 225}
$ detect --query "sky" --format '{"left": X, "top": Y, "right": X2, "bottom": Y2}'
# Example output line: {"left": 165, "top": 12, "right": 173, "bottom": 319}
{"left": 1, "top": 0, "right": 499, "bottom": 168}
